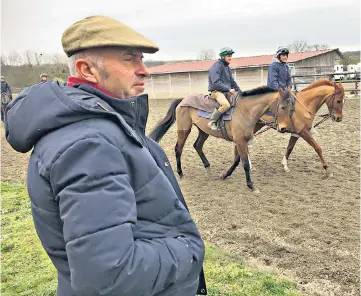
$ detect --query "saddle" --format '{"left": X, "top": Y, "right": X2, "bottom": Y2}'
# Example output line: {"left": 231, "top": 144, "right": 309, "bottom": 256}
{"left": 179, "top": 92, "right": 237, "bottom": 141}
{"left": 180, "top": 92, "right": 236, "bottom": 121}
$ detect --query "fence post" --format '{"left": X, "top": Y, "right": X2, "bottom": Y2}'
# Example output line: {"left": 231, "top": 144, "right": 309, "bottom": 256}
{"left": 188, "top": 72, "right": 192, "bottom": 94}
{"left": 314, "top": 67, "right": 317, "bottom": 82}
{"left": 169, "top": 74, "right": 172, "bottom": 98}
{"left": 292, "top": 76, "right": 297, "bottom": 92}
{"left": 150, "top": 75, "right": 155, "bottom": 99}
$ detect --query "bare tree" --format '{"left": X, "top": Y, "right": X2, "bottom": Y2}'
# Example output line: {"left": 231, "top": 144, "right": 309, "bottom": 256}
{"left": 7, "top": 51, "right": 22, "bottom": 66}
{"left": 288, "top": 40, "right": 311, "bottom": 53}
{"left": 198, "top": 49, "right": 216, "bottom": 60}
{"left": 1, "top": 54, "right": 9, "bottom": 66}
{"left": 288, "top": 41, "right": 330, "bottom": 52}
{"left": 34, "top": 53, "right": 43, "bottom": 66}
{"left": 312, "top": 44, "right": 330, "bottom": 51}
{"left": 24, "top": 51, "right": 35, "bottom": 67}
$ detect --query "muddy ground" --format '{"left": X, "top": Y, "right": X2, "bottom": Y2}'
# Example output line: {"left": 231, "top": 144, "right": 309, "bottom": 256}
{"left": 1, "top": 99, "right": 359, "bottom": 296}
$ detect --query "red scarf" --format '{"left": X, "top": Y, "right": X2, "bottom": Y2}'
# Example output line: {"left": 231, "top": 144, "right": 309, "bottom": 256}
{"left": 67, "top": 77, "right": 116, "bottom": 98}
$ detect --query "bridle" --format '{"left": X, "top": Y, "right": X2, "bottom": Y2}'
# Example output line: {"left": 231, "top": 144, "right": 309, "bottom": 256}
{"left": 324, "top": 84, "right": 344, "bottom": 121}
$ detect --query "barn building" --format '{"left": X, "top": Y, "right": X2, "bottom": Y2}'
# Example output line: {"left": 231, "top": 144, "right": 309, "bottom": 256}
{"left": 144, "top": 49, "right": 343, "bottom": 99}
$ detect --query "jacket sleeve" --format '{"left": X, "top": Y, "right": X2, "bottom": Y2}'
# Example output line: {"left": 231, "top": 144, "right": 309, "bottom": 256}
{"left": 267, "top": 64, "right": 280, "bottom": 90}
{"left": 286, "top": 65, "right": 292, "bottom": 88}
{"left": 50, "top": 137, "right": 195, "bottom": 296}
{"left": 209, "top": 63, "right": 231, "bottom": 92}
{"left": 230, "top": 73, "right": 240, "bottom": 92}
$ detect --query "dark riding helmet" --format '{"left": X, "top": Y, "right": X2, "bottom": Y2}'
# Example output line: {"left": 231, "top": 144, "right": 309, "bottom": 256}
{"left": 219, "top": 47, "right": 235, "bottom": 57}
{"left": 276, "top": 46, "right": 290, "bottom": 58}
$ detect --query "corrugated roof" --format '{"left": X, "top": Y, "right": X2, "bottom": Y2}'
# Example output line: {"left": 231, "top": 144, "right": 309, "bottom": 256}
{"left": 148, "top": 49, "right": 339, "bottom": 74}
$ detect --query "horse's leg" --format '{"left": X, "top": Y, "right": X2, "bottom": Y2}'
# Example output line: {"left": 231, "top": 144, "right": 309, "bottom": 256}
{"left": 282, "top": 136, "right": 299, "bottom": 172}
{"left": 235, "top": 139, "right": 255, "bottom": 190}
{"left": 298, "top": 127, "right": 330, "bottom": 177}
{"left": 220, "top": 145, "right": 240, "bottom": 179}
{"left": 175, "top": 129, "right": 191, "bottom": 178}
{"left": 193, "top": 127, "right": 210, "bottom": 168}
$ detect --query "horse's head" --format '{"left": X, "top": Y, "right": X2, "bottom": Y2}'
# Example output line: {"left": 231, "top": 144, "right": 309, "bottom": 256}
{"left": 326, "top": 82, "right": 345, "bottom": 122}
{"left": 272, "top": 88, "right": 294, "bottom": 133}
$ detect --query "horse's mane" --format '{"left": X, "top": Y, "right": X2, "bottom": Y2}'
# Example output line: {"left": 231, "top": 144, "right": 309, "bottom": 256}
{"left": 300, "top": 79, "right": 334, "bottom": 92}
{"left": 241, "top": 86, "right": 277, "bottom": 97}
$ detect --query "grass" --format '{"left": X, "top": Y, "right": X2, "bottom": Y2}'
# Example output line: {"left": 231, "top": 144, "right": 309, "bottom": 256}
{"left": 1, "top": 182, "right": 303, "bottom": 296}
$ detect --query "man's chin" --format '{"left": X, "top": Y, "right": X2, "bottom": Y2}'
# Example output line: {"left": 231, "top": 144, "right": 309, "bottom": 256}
{"left": 131, "top": 86, "right": 145, "bottom": 96}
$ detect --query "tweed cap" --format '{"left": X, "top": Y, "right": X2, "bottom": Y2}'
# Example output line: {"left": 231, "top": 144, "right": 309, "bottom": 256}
{"left": 61, "top": 15, "right": 159, "bottom": 57}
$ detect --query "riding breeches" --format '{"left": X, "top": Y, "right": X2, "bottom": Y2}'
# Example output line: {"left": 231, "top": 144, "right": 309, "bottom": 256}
{"left": 210, "top": 91, "right": 230, "bottom": 113}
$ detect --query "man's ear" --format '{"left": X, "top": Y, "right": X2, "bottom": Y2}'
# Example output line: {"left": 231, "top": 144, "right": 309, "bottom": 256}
{"left": 74, "top": 59, "right": 98, "bottom": 84}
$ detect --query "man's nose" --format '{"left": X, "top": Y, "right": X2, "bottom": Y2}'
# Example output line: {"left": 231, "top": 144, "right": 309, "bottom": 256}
{"left": 135, "top": 63, "right": 150, "bottom": 77}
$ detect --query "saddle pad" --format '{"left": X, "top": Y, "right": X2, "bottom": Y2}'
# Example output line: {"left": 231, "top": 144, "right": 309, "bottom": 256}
{"left": 180, "top": 93, "right": 219, "bottom": 113}
{"left": 197, "top": 106, "right": 235, "bottom": 121}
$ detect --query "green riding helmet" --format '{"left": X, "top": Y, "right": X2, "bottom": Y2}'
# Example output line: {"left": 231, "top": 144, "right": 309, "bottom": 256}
{"left": 219, "top": 47, "right": 235, "bottom": 57}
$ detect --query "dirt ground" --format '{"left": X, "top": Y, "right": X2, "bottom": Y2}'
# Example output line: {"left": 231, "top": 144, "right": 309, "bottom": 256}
{"left": 1, "top": 99, "right": 359, "bottom": 296}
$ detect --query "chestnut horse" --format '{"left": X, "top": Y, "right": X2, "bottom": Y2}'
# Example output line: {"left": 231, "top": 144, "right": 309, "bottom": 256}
{"left": 149, "top": 87, "right": 292, "bottom": 191}
{"left": 253, "top": 79, "right": 345, "bottom": 177}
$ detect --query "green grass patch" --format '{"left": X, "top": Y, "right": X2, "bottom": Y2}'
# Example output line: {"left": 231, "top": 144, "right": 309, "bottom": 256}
{"left": 1, "top": 182, "right": 302, "bottom": 296}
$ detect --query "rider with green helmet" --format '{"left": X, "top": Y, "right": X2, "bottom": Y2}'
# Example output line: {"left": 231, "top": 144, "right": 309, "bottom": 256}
{"left": 207, "top": 47, "right": 241, "bottom": 131}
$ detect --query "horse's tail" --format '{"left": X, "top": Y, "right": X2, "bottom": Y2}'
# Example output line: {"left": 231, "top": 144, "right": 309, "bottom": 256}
{"left": 149, "top": 99, "right": 183, "bottom": 143}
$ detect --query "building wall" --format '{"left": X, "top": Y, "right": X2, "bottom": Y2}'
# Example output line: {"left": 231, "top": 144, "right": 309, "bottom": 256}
{"left": 145, "top": 52, "right": 340, "bottom": 99}
{"left": 145, "top": 68, "right": 267, "bottom": 99}
{"left": 294, "top": 51, "right": 341, "bottom": 68}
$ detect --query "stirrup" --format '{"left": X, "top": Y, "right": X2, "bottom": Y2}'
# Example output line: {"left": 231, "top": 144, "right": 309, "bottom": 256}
{"left": 208, "top": 121, "right": 218, "bottom": 131}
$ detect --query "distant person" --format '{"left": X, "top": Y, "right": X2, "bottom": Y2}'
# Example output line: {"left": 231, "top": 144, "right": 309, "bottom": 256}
{"left": 267, "top": 46, "right": 292, "bottom": 92}
{"left": 40, "top": 73, "right": 48, "bottom": 83}
{"left": 267, "top": 46, "right": 319, "bottom": 134}
{"left": 1, "top": 76, "right": 12, "bottom": 122}
{"left": 207, "top": 47, "right": 241, "bottom": 131}
{"left": 5, "top": 15, "right": 206, "bottom": 296}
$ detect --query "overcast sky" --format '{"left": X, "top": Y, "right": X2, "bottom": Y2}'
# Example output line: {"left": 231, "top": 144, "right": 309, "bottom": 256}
{"left": 1, "top": 0, "right": 360, "bottom": 61}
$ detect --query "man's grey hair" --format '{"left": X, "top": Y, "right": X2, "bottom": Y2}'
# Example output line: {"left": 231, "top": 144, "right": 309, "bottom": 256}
{"left": 67, "top": 49, "right": 108, "bottom": 79}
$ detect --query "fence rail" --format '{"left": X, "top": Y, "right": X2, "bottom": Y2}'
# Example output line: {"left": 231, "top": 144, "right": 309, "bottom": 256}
{"left": 292, "top": 71, "right": 360, "bottom": 94}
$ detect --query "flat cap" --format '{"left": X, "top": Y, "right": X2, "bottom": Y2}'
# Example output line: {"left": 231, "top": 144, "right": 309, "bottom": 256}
{"left": 61, "top": 15, "right": 159, "bottom": 57}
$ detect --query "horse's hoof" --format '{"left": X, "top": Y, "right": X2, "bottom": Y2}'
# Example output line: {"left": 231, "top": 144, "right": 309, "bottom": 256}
{"left": 284, "top": 167, "right": 290, "bottom": 173}
{"left": 247, "top": 182, "right": 254, "bottom": 190}
{"left": 322, "top": 173, "right": 330, "bottom": 180}
{"left": 178, "top": 172, "right": 184, "bottom": 179}
{"left": 219, "top": 174, "right": 228, "bottom": 180}
{"left": 204, "top": 163, "right": 210, "bottom": 169}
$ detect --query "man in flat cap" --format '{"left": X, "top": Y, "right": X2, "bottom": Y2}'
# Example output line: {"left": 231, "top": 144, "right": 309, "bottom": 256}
{"left": 5, "top": 15, "right": 206, "bottom": 296}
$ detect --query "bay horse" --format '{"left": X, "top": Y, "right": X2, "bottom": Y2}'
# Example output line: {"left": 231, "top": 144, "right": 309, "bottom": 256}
{"left": 149, "top": 87, "right": 292, "bottom": 191}
{"left": 253, "top": 79, "right": 345, "bottom": 177}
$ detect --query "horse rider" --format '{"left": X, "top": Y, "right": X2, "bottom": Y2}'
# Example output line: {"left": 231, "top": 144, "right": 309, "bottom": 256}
{"left": 207, "top": 47, "right": 241, "bottom": 131}
{"left": 267, "top": 46, "right": 293, "bottom": 93}
{"left": 40, "top": 73, "right": 48, "bottom": 83}
{"left": 1, "top": 76, "right": 13, "bottom": 122}
{"left": 267, "top": 46, "right": 316, "bottom": 134}
{"left": 1, "top": 76, "right": 13, "bottom": 99}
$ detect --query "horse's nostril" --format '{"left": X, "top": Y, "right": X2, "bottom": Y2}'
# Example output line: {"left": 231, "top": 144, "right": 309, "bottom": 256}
{"left": 280, "top": 128, "right": 287, "bottom": 133}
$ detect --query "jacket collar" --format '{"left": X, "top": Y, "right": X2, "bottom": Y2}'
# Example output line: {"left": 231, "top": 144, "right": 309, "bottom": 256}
{"left": 218, "top": 58, "right": 230, "bottom": 66}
